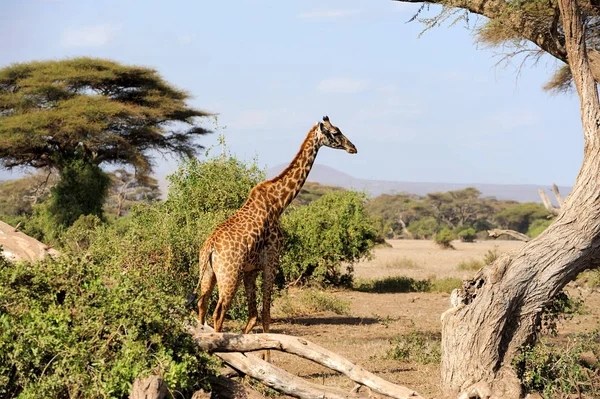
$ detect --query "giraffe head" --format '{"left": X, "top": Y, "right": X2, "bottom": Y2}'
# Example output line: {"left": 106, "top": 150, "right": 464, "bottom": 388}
{"left": 316, "top": 116, "right": 357, "bottom": 154}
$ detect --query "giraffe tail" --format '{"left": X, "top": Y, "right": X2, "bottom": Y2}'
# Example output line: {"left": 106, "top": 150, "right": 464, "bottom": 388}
{"left": 186, "top": 243, "right": 213, "bottom": 307}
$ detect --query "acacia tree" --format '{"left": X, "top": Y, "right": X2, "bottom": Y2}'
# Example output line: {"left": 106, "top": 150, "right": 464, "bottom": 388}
{"left": 388, "top": 0, "right": 600, "bottom": 397}
{"left": 0, "top": 57, "right": 211, "bottom": 229}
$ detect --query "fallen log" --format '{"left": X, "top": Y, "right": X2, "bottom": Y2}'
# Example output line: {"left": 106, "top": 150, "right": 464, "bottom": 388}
{"left": 187, "top": 323, "right": 423, "bottom": 399}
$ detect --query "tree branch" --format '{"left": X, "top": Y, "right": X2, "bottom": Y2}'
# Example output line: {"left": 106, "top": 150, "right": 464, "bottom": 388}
{"left": 487, "top": 229, "right": 531, "bottom": 242}
{"left": 538, "top": 188, "right": 561, "bottom": 216}
{"left": 187, "top": 324, "right": 422, "bottom": 399}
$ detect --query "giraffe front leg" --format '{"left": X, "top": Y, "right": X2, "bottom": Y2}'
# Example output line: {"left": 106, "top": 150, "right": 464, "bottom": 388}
{"left": 243, "top": 269, "right": 259, "bottom": 334}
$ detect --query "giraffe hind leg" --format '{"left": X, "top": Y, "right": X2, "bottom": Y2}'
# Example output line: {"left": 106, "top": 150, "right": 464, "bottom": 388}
{"left": 197, "top": 266, "right": 216, "bottom": 326}
{"left": 243, "top": 269, "right": 260, "bottom": 334}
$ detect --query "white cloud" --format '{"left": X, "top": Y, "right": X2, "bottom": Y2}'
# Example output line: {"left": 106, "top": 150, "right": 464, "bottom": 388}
{"left": 297, "top": 9, "right": 360, "bottom": 20}
{"left": 317, "top": 77, "right": 369, "bottom": 94}
{"left": 61, "top": 24, "right": 119, "bottom": 47}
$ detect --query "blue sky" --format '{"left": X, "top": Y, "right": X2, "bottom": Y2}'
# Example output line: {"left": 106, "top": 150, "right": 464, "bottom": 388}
{"left": 1, "top": 0, "right": 583, "bottom": 187}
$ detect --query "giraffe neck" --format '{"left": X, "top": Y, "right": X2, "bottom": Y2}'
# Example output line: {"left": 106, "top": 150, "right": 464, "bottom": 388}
{"left": 267, "top": 126, "right": 320, "bottom": 215}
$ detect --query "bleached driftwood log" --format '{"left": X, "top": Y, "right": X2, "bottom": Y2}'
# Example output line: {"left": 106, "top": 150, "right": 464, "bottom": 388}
{"left": 0, "top": 220, "right": 59, "bottom": 262}
{"left": 187, "top": 324, "right": 423, "bottom": 399}
{"left": 487, "top": 229, "right": 531, "bottom": 242}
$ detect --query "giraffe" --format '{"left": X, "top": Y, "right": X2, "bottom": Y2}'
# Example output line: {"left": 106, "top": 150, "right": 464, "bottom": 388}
{"left": 193, "top": 116, "right": 357, "bottom": 350}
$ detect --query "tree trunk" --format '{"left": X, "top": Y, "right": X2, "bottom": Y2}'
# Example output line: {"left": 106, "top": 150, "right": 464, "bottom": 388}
{"left": 440, "top": 1, "right": 600, "bottom": 397}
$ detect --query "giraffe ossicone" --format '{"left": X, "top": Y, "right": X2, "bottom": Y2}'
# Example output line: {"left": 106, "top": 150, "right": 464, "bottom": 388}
{"left": 193, "top": 116, "right": 357, "bottom": 358}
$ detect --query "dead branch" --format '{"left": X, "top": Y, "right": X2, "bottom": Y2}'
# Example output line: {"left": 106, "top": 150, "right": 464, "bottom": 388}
{"left": 487, "top": 229, "right": 531, "bottom": 242}
{"left": 538, "top": 188, "right": 560, "bottom": 216}
{"left": 552, "top": 183, "right": 564, "bottom": 208}
{"left": 188, "top": 324, "right": 422, "bottom": 399}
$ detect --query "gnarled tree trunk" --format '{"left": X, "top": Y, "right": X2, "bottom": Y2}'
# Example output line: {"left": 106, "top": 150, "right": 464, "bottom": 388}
{"left": 440, "top": 1, "right": 600, "bottom": 398}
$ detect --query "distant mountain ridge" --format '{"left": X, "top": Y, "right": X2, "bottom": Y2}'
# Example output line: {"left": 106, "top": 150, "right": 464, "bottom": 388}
{"left": 266, "top": 164, "right": 571, "bottom": 203}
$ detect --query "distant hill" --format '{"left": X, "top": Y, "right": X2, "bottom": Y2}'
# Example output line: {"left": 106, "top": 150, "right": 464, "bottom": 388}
{"left": 266, "top": 164, "right": 571, "bottom": 203}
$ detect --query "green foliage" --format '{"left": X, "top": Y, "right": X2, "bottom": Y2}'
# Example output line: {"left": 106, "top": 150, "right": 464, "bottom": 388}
{"left": 0, "top": 255, "right": 216, "bottom": 398}
{"left": 280, "top": 191, "right": 377, "bottom": 287}
{"left": 50, "top": 160, "right": 111, "bottom": 226}
{"left": 538, "top": 291, "right": 584, "bottom": 336}
{"left": 514, "top": 332, "right": 600, "bottom": 398}
{"left": 354, "top": 276, "right": 431, "bottom": 293}
{"left": 294, "top": 181, "right": 346, "bottom": 206}
{"left": 434, "top": 228, "right": 456, "bottom": 249}
{"left": 88, "top": 155, "right": 264, "bottom": 298}
{"left": 527, "top": 218, "right": 552, "bottom": 238}
{"left": 483, "top": 246, "right": 500, "bottom": 264}
{"left": 0, "top": 57, "right": 211, "bottom": 175}
{"left": 407, "top": 216, "right": 439, "bottom": 239}
{"left": 387, "top": 325, "right": 441, "bottom": 364}
{"left": 19, "top": 160, "right": 111, "bottom": 242}
{"left": 365, "top": 193, "right": 422, "bottom": 238}
{"left": 456, "top": 227, "right": 476, "bottom": 242}
{"left": 494, "top": 202, "right": 551, "bottom": 234}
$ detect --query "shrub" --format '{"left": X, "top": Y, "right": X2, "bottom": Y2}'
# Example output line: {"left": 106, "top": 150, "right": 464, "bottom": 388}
{"left": 387, "top": 326, "right": 441, "bottom": 364}
{"left": 87, "top": 155, "right": 264, "bottom": 299}
{"left": 0, "top": 255, "right": 216, "bottom": 398}
{"left": 527, "top": 218, "right": 553, "bottom": 238}
{"left": 407, "top": 216, "right": 439, "bottom": 239}
{"left": 457, "top": 227, "right": 476, "bottom": 242}
{"left": 353, "top": 276, "right": 431, "bottom": 293}
{"left": 434, "top": 228, "right": 456, "bottom": 249}
{"left": 483, "top": 246, "right": 500, "bottom": 264}
{"left": 353, "top": 276, "right": 460, "bottom": 294}
{"left": 514, "top": 333, "right": 600, "bottom": 398}
{"left": 280, "top": 191, "right": 377, "bottom": 287}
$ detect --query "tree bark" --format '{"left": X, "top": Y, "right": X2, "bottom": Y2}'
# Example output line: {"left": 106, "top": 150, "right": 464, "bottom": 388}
{"left": 439, "top": 0, "right": 600, "bottom": 397}
{"left": 187, "top": 324, "right": 422, "bottom": 399}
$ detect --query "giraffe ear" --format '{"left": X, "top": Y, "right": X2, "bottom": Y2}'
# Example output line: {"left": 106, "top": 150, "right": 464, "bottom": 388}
{"left": 318, "top": 122, "right": 325, "bottom": 131}
{"left": 323, "top": 116, "right": 329, "bottom": 122}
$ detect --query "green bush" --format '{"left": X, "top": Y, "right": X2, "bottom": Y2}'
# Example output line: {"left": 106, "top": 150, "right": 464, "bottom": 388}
{"left": 527, "top": 218, "right": 552, "bottom": 238}
{"left": 387, "top": 326, "right": 441, "bottom": 364}
{"left": 353, "top": 276, "right": 431, "bottom": 293}
{"left": 457, "top": 227, "right": 476, "bottom": 242}
{"left": 515, "top": 332, "right": 600, "bottom": 398}
{"left": 434, "top": 228, "right": 456, "bottom": 249}
{"left": 280, "top": 191, "right": 377, "bottom": 287}
{"left": 0, "top": 255, "right": 216, "bottom": 398}
{"left": 407, "top": 216, "right": 439, "bottom": 239}
{"left": 87, "top": 155, "right": 264, "bottom": 298}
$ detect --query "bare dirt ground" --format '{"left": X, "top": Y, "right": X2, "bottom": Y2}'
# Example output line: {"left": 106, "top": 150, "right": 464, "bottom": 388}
{"left": 234, "top": 239, "right": 600, "bottom": 398}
